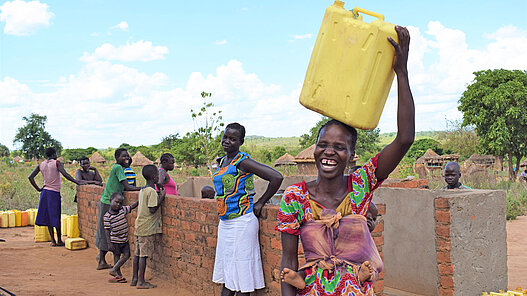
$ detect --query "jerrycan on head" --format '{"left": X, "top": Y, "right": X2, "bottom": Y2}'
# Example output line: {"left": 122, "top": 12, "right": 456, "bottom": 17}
{"left": 299, "top": 1, "right": 398, "bottom": 130}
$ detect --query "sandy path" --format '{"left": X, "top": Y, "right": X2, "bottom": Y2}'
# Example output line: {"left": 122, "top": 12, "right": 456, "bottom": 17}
{"left": 0, "top": 227, "right": 193, "bottom": 296}
{"left": 507, "top": 215, "right": 527, "bottom": 289}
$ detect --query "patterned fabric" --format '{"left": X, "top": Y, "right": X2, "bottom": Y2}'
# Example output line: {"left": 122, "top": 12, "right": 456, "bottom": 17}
{"left": 124, "top": 167, "right": 136, "bottom": 185}
{"left": 441, "top": 183, "right": 471, "bottom": 189}
{"left": 276, "top": 154, "right": 383, "bottom": 296}
{"left": 103, "top": 205, "right": 132, "bottom": 243}
{"left": 213, "top": 152, "right": 256, "bottom": 220}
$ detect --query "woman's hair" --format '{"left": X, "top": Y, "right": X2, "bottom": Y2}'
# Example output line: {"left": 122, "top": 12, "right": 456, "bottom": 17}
{"left": 316, "top": 119, "right": 358, "bottom": 151}
{"left": 160, "top": 153, "right": 174, "bottom": 163}
{"left": 225, "top": 122, "right": 246, "bottom": 140}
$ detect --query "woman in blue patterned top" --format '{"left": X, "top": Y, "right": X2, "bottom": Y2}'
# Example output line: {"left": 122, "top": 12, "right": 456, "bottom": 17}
{"left": 212, "top": 122, "right": 283, "bottom": 296}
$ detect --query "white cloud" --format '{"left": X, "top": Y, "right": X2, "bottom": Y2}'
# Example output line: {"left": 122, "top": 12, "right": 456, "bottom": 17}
{"left": 215, "top": 39, "right": 227, "bottom": 45}
{"left": 294, "top": 33, "right": 312, "bottom": 40}
{"left": 111, "top": 21, "right": 128, "bottom": 31}
{"left": 80, "top": 40, "right": 169, "bottom": 62}
{"left": 0, "top": 0, "right": 54, "bottom": 36}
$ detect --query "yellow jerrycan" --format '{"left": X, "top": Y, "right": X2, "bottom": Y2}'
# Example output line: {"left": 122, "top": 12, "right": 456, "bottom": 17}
{"left": 299, "top": 1, "right": 397, "bottom": 130}
{"left": 0, "top": 212, "right": 8, "bottom": 228}
{"left": 61, "top": 214, "right": 69, "bottom": 236}
{"left": 67, "top": 214, "right": 79, "bottom": 238}
{"left": 34, "top": 225, "right": 51, "bottom": 242}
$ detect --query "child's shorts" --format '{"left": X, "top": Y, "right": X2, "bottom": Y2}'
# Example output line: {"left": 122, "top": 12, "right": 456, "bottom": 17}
{"left": 135, "top": 235, "right": 155, "bottom": 258}
{"left": 111, "top": 242, "right": 130, "bottom": 256}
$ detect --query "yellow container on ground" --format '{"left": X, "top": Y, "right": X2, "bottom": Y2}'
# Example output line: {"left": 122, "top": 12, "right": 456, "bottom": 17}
{"left": 13, "top": 210, "right": 21, "bottom": 226}
{"left": 61, "top": 214, "right": 69, "bottom": 235}
{"left": 65, "top": 237, "right": 87, "bottom": 250}
{"left": 67, "top": 214, "right": 79, "bottom": 238}
{"left": 7, "top": 211, "right": 15, "bottom": 227}
{"left": 0, "top": 212, "right": 8, "bottom": 228}
{"left": 28, "top": 209, "right": 37, "bottom": 225}
{"left": 34, "top": 225, "right": 51, "bottom": 242}
{"left": 299, "top": 0, "right": 398, "bottom": 130}
{"left": 507, "top": 292, "right": 523, "bottom": 296}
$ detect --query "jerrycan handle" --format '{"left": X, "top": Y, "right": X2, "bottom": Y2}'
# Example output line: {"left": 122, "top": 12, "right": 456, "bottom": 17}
{"left": 351, "top": 7, "right": 385, "bottom": 21}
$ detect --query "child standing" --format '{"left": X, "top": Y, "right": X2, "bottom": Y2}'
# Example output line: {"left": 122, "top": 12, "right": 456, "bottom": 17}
{"left": 96, "top": 148, "right": 141, "bottom": 270}
{"left": 104, "top": 192, "right": 138, "bottom": 283}
{"left": 28, "top": 147, "right": 84, "bottom": 246}
{"left": 131, "top": 164, "right": 166, "bottom": 289}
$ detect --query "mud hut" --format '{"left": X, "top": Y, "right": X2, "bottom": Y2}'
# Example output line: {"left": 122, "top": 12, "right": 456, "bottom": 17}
{"left": 132, "top": 151, "right": 154, "bottom": 166}
{"left": 520, "top": 159, "right": 527, "bottom": 169}
{"left": 274, "top": 153, "right": 296, "bottom": 167}
{"left": 89, "top": 152, "right": 106, "bottom": 164}
{"left": 465, "top": 154, "right": 495, "bottom": 167}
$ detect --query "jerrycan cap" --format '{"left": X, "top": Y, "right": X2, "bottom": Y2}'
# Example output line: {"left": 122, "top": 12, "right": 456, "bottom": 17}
{"left": 333, "top": 0, "right": 344, "bottom": 7}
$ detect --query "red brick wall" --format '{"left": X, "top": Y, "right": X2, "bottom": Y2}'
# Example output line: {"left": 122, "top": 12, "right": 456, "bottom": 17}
{"left": 77, "top": 185, "right": 385, "bottom": 295}
{"left": 380, "top": 178, "right": 428, "bottom": 189}
{"left": 434, "top": 197, "right": 454, "bottom": 296}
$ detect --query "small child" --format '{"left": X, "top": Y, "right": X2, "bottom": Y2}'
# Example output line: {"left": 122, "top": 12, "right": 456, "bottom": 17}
{"left": 131, "top": 165, "right": 166, "bottom": 289}
{"left": 124, "top": 153, "right": 137, "bottom": 186}
{"left": 104, "top": 192, "right": 138, "bottom": 283}
{"left": 201, "top": 185, "right": 215, "bottom": 199}
{"left": 28, "top": 147, "right": 84, "bottom": 247}
{"left": 442, "top": 162, "right": 471, "bottom": 189}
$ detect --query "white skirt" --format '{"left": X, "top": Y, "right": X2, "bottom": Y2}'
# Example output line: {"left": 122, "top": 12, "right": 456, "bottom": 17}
{"left": 212, "top": 212, "right": 265, "bottom": 292}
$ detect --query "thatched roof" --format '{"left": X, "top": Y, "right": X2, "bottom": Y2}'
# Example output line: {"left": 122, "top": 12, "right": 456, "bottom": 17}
{"left": 416, "top": 149, "right": 441, "bottom": 164}
{"left": 132, "top": 151, "right": 153, "bottom": 166}
{"left": 274, "top": 153, "right": 296, "bottom": 166}
{"left": 154, "top": 157, "right": 160, "bottom": 164}
{"left": 521, "top": 159, "right": 527, "bottom": 168}
{"left": 89, "top": 152, "right": 106, "bottom": 163}
{"left": 294, "top": 145, "right": 316, "bottom": 163}
{"left": 466, "top": 154, "right": 495, "bottom": 164}
{"left": 12, "top": 156, "right": 24, "bottom": 162}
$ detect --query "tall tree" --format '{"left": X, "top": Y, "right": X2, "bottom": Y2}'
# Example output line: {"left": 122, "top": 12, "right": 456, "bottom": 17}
{"left": 299, "top": 116, "right": 380, "bottom": 156}
{"left": 437, "top": 119, "right": 479, "bottom": 160}
{"left": 13, "top": 113, "right": 62, "bottom": 159}
{"left": 0, "top": 144, "right": 9, "bottom": 157}
{"left": 458, "top": 69, "right": 527, "bottom": 180}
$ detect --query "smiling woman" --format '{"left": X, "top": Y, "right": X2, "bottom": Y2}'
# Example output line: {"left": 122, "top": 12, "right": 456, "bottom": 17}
{"left": 277, "top": 25, "right": 415, "bottom": 296}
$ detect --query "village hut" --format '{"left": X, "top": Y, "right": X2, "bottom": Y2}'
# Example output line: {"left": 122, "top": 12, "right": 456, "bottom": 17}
{"left": 294, "top": 145, "right": 317, "bottom": 175}
{"left": 132, "top": 151, "right": 154, "bottom": 166}
{"left": 89, "top": 152, "right": 106, "bottom": 164}
{"left": 465, "top": 154, "right": 495, "bottom": 167}
{"left": 520, "top": 159, "right": 527, "bottom": 169}
{"left": 414, "top": 149, "right": 439, "bottom": 178}
{"left": 12, "top": 156, "right": 24, "bottom": 163}
{"left": 274, "top": 153, "right": 296, "bottom": 167}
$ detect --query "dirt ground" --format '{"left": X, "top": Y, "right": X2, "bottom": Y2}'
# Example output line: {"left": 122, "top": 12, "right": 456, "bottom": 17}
{"left": 0, "top": 227, "right": 193, "bottom": 296}
{"left": 0, "top": 216, "right": 526, "bottom": 295}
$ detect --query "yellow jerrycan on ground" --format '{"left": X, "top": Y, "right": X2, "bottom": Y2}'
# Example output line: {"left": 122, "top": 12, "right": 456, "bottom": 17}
{"left": 67, "top": 214, "right": 79, "bottom": 238}
{"left": 299, "top": 0, "right": 397, "bottom": 130}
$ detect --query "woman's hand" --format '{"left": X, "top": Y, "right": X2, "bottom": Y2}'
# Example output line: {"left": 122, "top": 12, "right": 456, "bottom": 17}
{"left": 388, "top": 25, "right": 410, "bottom": 75}
{"left": 253, "top": 201, "right": 264, "bottom": 218}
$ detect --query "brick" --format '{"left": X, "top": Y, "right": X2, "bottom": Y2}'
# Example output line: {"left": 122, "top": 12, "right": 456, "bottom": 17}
{"left": 376, "top": 204, "right": 386, "bottom": 215}
{"left": 373, "top": 235, "right": 384, "bottom": 246}
{"left": 403, "top": 179, "right": 418, "bottom": 188}
{"left": 372, "top": 222, "right": 384, "bottom": 233}
{"left": 436, "top": 238, "right": 451, "bottom": 251}
{"left": 438, "top": 264, "right": 454, "bottom": 275}
{"left": 270, "top": 237, "right": 282, "bottom": 250}
{"left": 435, "top": 209, "right": 451, "bottom": 223}
{"left": 436, "top": 224, "right": 450, "bottom": 237}
{"left": 373, "top": 279, "right": 384, "bottom": 293}
{"left": 440, "top": 275, "right": 454, "bottom": 289}
{"left": 437, "top": 251, "right": 451, "bottom": 264}
{"left": 439, "top": 287, "right": 454, "bottom": 296}
{"left": 435, "top": 197, "right": 450, "bottom": 209}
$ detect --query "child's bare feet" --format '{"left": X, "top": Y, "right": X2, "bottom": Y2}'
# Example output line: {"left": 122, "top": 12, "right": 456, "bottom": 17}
{"left": 280, "top": 268, "right": 306, "bottom": 289}
{"left": 358, "top": 261, "right": 374, "bottom": 284}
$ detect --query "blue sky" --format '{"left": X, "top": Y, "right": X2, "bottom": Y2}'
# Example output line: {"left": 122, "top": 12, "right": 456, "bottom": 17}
{"left": 1, "top": 0, "right": 526, "bottom": 150}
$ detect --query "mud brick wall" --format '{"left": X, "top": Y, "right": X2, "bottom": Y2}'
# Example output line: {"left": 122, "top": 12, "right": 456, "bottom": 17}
{"left": 76, "top": 185, "right": 386, "bottom": 296}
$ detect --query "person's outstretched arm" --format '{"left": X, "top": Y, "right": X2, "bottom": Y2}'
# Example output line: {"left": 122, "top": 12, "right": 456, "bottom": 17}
{"left": 57, "top": 160, "right": 83, "bottom": 185}
{"left": 120, "top": 180, "right": 142, "bottom": 191}
{"left": 376, "top": 25, "right": 415, "bottom": 180}
{"left": 28, "top": 165, "right": 42, "bottom": 192}
{"left": 238, "top": 158, "right": 283, "bottom": 218}
{"left": 91, "top": 166, "right": 103, "bottom": 185}
{"left": 280, "top": 232, "right": 299, "bottom": 296}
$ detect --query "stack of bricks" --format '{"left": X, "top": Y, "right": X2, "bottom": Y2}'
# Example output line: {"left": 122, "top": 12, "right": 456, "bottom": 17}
{"left": 372, "top": 203, "right": 386, "bottom": 296}
{"left": 380, "top": 178, "right": 428, "bottom": 189}
{"left": 434, "top": 196, "right": 454, "bottom": 296}
{"left": 76, "top": 185, "right": 386, "bottom": 295}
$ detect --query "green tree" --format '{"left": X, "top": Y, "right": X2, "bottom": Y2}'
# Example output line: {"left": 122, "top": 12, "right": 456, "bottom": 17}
{"left": 62, "top": 147, "right": 98, "bottom": 161}
{"left": 187, "top": 92, "right": 225, "bottom": 171}
{"left": 0, "top": 144, "right": 9, "bottom": 157}
{"left": 406, "top": 138, "right": 445, "bottom": 160}
{"left": 458, "top": 69, "right": 527, "bottom": 180}
{"left": 437, "top": 119, "right": 479, "bottom": 160}
{"left": 299, "top": 116, "right": 380, "bottom": 157}
{"left": 272, "top": 146, "right": 287, "bottom": 160}
{"left": 13, "top": 113, "right": 62, "bottom": 159}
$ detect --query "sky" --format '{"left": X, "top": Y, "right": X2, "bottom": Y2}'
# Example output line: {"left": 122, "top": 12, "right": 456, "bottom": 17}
{"left": 1, "top": 0, "right": 526, "bottom": 150}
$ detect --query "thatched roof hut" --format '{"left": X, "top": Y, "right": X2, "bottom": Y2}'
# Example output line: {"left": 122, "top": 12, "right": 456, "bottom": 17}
{"left": 274, "top": 153, "right": 296, "bottom": 167}
{"left": 89, "top": 152, "right": 106, "bottom": 164}
{"left": 466, "top": 154, "right": 495, "bottom": 166}
{"left": 294, "top": 144, "right": 316, "bottom": 163}
{"left": 132, "top": 151, "right": 153, "bottom": 166}
{"left": 415, "top": 149, "right": 440, "bottom": 164}
{"left": 12, "top": 156, "right": 24, "bottom": 162}
{"left": 521, "top": 159, "right": 527, "bottom": 168}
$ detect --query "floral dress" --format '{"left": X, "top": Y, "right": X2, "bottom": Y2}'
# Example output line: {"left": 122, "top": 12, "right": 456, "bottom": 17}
{"left": 276, "top": 154, "right": 384, "bottom": 296}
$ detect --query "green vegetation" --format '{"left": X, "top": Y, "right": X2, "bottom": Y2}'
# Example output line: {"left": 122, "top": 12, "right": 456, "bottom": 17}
{"left": 13, "top": 113, "right": 62, "bottom": 159}
{"left": 459, "top": 69, "right": 527, "bottom": 180}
